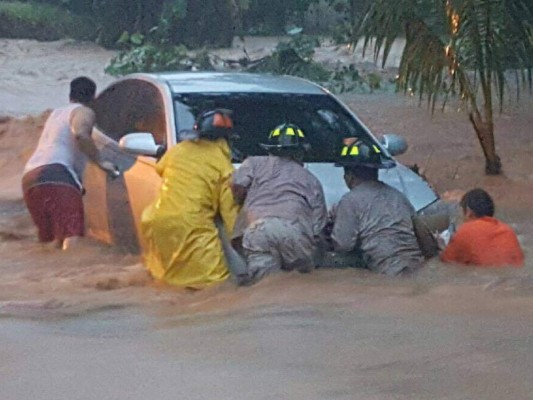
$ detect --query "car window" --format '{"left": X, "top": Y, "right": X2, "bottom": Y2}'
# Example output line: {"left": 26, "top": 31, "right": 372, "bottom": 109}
{"left": 173, "top": 93, "right": 375, "bottom": 162}
{"left": 93, "top": 79, "right": 167, "bottom": 145}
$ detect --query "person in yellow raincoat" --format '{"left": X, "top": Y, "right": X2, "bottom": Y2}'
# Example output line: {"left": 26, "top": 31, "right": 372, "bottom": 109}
{"left": 141, "top": 109, "right": 239, "bottom": 288}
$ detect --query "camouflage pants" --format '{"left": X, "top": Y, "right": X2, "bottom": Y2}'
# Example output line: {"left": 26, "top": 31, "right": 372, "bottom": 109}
{"left": 238, "top": 218, "right": 315, "bottom": 286}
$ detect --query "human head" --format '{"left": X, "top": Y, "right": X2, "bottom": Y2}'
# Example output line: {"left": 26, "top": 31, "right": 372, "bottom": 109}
{"left": 194, "top": 109, "right": 234, "bottom": 140}
{"left": 259, "top": 123, "right": 309, "bottom": 161}
{"left": 343, "top": 165, "right": 378, "bottom": 189}
{"left": 69, "top": 77, "right": 96, "bottom": 104}
{"left": 335, "top": 141, "right": 394, "bottom": 188}
{"left": 460, "top": 188, "right": 495, "bottom": 219}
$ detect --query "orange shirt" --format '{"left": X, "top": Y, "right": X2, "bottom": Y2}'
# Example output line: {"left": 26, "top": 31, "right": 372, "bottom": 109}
{"left": 441, "top": 217, "right": 524, "bottom": 267}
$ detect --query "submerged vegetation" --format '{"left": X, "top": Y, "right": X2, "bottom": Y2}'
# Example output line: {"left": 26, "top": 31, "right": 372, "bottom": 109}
{"left": 105, "top": 33, "right": 391, "bottom": 95}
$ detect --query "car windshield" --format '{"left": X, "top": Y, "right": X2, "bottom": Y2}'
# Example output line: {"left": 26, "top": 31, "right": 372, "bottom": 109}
{"left": 173, "top": 92, "right": 374, "bottom": 162}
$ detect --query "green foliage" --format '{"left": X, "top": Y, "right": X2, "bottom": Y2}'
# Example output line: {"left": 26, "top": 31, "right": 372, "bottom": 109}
{"left": 156, "top": 0, "right": 187, "bottom": 42}
{"left": 106, "top": 31, "right": 378, "bottom": 96}
{"left": 250, "top": 35, "right": 330, "bottom": 81}
{"left": 330, "top": 21, "right": 352, "bottom": 44}
{"left": 105, "top": 32, "right": 214, "bottom": 76}
{"left": 326, "top": 64, "right": 363, "bottom": 93}
{"left": 353, "top": 0, "right": 533, "bottom": 108}
{"left": 10, "top": 0, "right": 93, "bottom": 14}
{"left": 246, "top": 34, "right": 385, "bottom": 94}
{"left": 324, "top": 64, "right": 394, "bottom": 94}
{"left": 241, "top": 0, "right": 320, "bottom": 34}
{"left": 92, "top": 0, "right": 166, "bottom": 48}
{"left": 366, "top": 72, "right": 381, "bottom": 90}
{"left": 180, "top": 0, "right": 235, "bottom": 48}
{"left": 352, "top": 0, "right": 533, "bottom": 174}
{"left": 0, "top": 0, "right": 350, "bottom": 47}
{"left": 277, "top": 34, "right": 321, "bottom": 60}
{"left": 0, "top": 1, "right": 93, "bottom": 40}
{"left": 105, "top": 44, "right": 189, "bottom": 76}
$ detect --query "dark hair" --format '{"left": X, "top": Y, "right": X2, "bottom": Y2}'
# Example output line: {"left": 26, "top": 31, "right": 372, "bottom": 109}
{"left": 460, "top": 188, "right": 495, "bottom": 217}
{"left": 344, "top": 165, "right": 378, "bottom": 181}
{"left": 69, "top": 77, "right": 96, "bottom": 104}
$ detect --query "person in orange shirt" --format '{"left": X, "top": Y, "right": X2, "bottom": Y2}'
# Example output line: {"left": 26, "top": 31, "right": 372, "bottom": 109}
{"left": 440, "top": 188, "right": 524, "bottom": 267}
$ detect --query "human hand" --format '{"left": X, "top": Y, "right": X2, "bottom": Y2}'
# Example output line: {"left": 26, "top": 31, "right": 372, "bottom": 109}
{"left": 436, "top": 229, "right": 452, "bottom": 250}
{"left": 323, "top": 203, "right": 338, "bottom": 243}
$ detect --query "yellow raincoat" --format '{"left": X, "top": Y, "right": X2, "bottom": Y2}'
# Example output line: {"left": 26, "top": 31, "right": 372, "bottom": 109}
{"left": 141, "top": 138, "right": 239, "bottom": 288}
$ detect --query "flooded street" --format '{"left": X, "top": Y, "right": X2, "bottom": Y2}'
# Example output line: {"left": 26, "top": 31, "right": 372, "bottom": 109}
{"left": 1, "top": 205, "right": 533, "bottom": 399}
{"left": 2, "top": 280, "right": 533, "bottom": 399}
{"left": 1, "top": 38, "right": 532, "bottom": 399}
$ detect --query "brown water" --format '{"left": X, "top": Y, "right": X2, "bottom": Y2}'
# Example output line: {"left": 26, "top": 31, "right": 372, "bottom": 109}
{"left": 1, "top": 38, "right": 532, "bottom": 399}
{"left": 1, "top": 194, "right": 532, "bottom": 399}
{"left": 2, "top": 300, "right": 533, "bottom": 400}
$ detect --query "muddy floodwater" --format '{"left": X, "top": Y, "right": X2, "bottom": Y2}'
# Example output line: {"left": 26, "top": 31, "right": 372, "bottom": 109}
{"left": 1, "top": 38, "right": 532, "bottom": 399}
{"left": 1, "top": 184, "right": 532, "bottom": 400}
{"left": 2, "top": 294, "right": 533, "bottom": 400}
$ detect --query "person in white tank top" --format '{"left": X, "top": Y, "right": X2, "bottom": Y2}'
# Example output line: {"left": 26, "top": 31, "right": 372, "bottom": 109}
{"left": 22, "top": 77, "right": 117, "bottom": 250}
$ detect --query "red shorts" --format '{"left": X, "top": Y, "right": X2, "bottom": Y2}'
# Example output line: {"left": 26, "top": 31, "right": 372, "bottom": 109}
{"left": 23, "top": 184, "right": 84, "bottom": 242}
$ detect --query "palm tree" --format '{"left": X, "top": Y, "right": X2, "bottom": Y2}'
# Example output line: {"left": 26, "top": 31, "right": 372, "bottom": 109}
{"left": 352, "top": 0, "right": 533, "bottom": 174}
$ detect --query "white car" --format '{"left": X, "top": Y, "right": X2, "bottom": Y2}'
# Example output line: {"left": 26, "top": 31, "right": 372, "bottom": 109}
{"left": 84, "top": 72, "right": 440, "bottom": 253}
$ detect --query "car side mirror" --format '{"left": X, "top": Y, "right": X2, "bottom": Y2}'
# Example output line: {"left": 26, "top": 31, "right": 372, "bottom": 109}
{"left": 380, "top": 133, "right": 408, "bottom": 156}
{"left": 119, "top": 133, "right": 164, "bottom": 157}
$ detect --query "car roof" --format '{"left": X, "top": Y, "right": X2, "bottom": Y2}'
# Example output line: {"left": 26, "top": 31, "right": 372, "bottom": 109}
{"left": 137, "top": 72, "right": 326, "bottom": 95}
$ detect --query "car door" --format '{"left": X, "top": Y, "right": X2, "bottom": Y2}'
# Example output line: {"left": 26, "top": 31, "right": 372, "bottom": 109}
{"left": 84, "top": 78, "right": 168, "bottom": 252}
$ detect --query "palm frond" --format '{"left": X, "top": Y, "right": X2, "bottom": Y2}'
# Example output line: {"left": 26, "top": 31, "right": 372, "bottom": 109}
{"left": 353, "top": 0, "right": 533, "bottom": 111}
{"left": 352, "top": 0, "right": 417, "bottom": 67}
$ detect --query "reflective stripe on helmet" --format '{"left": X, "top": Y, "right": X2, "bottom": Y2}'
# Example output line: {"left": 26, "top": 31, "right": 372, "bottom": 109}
{"left": 341, "top": 145, "right": 360, "bottom": 156}
{"left": 271, "top": 125, "right": 304, "bottom": 138}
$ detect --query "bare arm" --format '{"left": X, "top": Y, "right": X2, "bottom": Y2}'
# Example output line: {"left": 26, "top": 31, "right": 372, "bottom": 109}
{"left": 70, "top": 106, "right": 115, "bottom": 173}
{"left": 70, "top": 106, "right": 99, "bottom": 162}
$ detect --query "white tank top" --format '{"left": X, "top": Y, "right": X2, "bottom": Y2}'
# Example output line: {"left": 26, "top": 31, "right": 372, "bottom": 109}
{"left": 24, "top": 103, "right": 88, "bottom": 189}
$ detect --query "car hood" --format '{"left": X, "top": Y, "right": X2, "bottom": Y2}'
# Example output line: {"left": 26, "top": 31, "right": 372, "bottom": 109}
{"left": 305, "top": 162, "right": 438, "bottom": 211}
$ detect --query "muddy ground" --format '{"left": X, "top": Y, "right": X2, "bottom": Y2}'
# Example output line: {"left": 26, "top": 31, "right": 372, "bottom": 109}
{"left": 0, "top": 38, "right": 532, "bottom": 400}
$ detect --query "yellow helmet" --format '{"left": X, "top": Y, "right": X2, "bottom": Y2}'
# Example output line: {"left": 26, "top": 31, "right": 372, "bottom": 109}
{"left": 335, "top": 140, "right": 395, "bottom": 169}
{"left": 259, "top": 123, "right": 309, "bottom": 154}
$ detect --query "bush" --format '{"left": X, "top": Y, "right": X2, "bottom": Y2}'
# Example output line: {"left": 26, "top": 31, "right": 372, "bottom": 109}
{"left": 241, "top": 0, "right": 319, "bottom": 35}
{"left": 14, "top": 0, "right": 93, "bottom": 15}
{"left": 250, "top": 35, "right": 331, "bottom": 82}
{"left": 105, "top": 44, "right": 192, "bottom": 76}
{"left": 104, "top": 32, "right": 215, "bottom": 76}
{"left": 0, "top": 1, "right": 93, "bottom": 41}
{"left": 92, "top": 0, "right": 166, "bottom": 48}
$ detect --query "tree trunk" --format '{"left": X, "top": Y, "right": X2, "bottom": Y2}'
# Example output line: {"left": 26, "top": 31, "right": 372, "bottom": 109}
{"left": 468, "top": 110, "right": 502, "bottom": 175}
